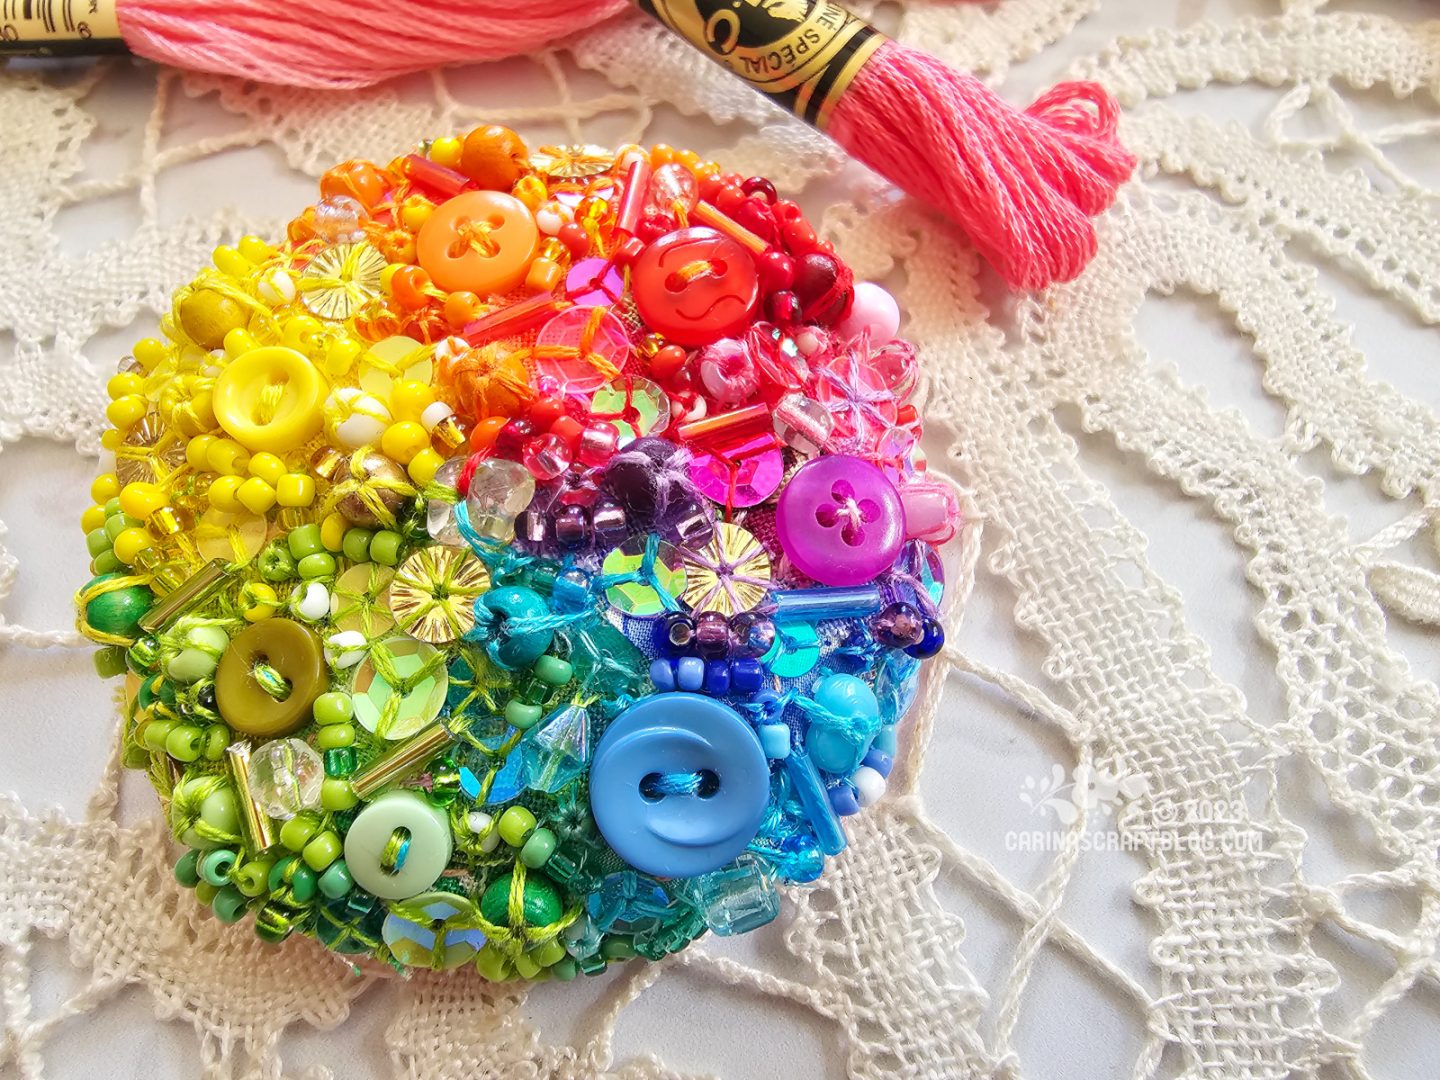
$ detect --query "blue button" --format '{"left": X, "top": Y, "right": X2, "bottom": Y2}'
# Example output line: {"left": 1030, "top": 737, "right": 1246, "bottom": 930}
{"left": 589, "top": 693, "right": 770, "bottom": 878}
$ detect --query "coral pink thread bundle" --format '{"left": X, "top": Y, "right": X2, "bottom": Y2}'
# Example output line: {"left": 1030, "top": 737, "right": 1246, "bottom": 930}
{"left": 114, "top": 0, "right": 1134, "bottom": 289}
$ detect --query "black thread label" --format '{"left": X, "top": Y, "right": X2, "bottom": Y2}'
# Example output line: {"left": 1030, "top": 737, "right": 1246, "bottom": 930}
{"left": 0, "top": 0, "right": 124, "bottom": 55}
{"left": 635, "top": 0, "right": 885, "bottom": 130}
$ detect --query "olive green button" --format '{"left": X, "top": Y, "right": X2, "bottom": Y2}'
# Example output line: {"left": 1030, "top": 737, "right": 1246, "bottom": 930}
{"left": 343, "top": 789, "right": 452, "bottom": 900}
{"left": 216, "top": 619, "right": 327, "bottom": 737}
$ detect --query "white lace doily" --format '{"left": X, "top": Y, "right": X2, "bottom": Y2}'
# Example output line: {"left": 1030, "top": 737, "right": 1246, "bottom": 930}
{"left": 2, "top": 0, "right": 1438, "bottom": 1076}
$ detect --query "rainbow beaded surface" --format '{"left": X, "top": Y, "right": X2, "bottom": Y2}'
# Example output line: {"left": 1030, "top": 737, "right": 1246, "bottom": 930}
{"left": 76, "top": 130, "right": 960, "bottom": 981}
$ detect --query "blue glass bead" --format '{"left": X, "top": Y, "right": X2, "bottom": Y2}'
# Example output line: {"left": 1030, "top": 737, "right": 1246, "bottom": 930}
{"left": 702, "top": 659, "right": 731, "bottom": 696}
{"left": 563, "top": 912, "right": 603, "bottom": 960}
{"left": 519, "top": 705, "right": 590, "bottom": 794}
{"left": 806, "top": 673, "right": 881, "bottom": 775}
{"left": 649, "top": 657, "right": 676, "bottom": 692}
{"left": 749, "top": 830, "right": 824, "bottom": 884}
{"left": 587, "top": 871, "right": 676, "bottom": 934}
{"left": 749, "top": 689, "right": 784, "bottom": 724}
{"left": 685, "top": 854, "right": 780, "bottom": 936}
{"left": 873, "top": 726, "right": 899, "bottom": 756}
{"left": 655, "top": 611, "right": 696, "bottom": 656}
{"left": 783, "top": 748, "right": 847, "bottom": 856}
{"left": 861, "top": 748, "right": 893, "bottom": 779}
{"left": 904, "top": 615, "right": 945, "bottom": 659}
{"left": 552, "top": 568, "right": 592, "bottom": 612}
{"left": 758, "top": 723, "right": 790, "bottom": 759}
{"left": 770, "top": 585, "right": 883, "bottom": 622}
{"left": 828, "top": 782, "right": 861, "bottom": 816}
{"left": 674, "top": 656, "right": 705, "bottom": 692}
{"left": 589, "top": 693, "right": 770, "bottom": 878}
{"left": 729, "top": 657, "right": 763, "bottom": 694}
{"left": 875, "top": 651, "right": 921, "bottom": 726}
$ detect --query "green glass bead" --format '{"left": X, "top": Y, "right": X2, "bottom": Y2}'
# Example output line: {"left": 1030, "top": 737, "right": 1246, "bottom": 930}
{"left": 232, "top": 858, "right": 275, "bottom": 897}
{"left": 550, "top": 955, "right": 578, "bottom": 980}
{"left": 279, "top": 813, "right": 321, "bottom": 852}
{"left": 520, "top": 827, "right": 556, "bottom": 869}
{"left": 126, "top": 636, "right": 162, "bottom": 675}
{"left": 313, "top": 691, "right": 354, "bottom": 726}
{"left": 318, "top": 859, "right": 354, "bottom": 899}
{"left": 212, "top": 885, "right": 250, "bottom": 924}
{"left": 102, "top": 496, "right": 122, "bottom": 516}
{"left": 341, "top": 528, "right": 373, "bottom": 563}
{"left": 513, "top": 951, "right": 542, "bottom": 979}
{"left": 601, "top": 935, "right": 636, "bottom": 961}
{"left": 369, "top": 530, "right": 403, "bottom": 566}
{"left": 170, "top": 776, "right": 241, "bottom": 850}
{"left": 479, "top": 870, "right": 561, "bottom": 927}
{"left": 321, "top": 778, "right": 358, "bottom": 812}
{"left": 287, "top": 523, "right": 324, "bottom": 560}
{"left": 174, "top": 849, "right": 201, "bottom": 888}
{"left": 254, "top": 901, "right": 298, "bottom": 943}
{"left": 505, "top": 699, "right": 543, "bottom": 730}
{"left": 194, "top": 880, "right": 220, "bottom": 905}
{"left": 86, "top": 527, "right": 112, "bottom": 556}
{"left": 198, "top": 847, "right": 238, "bottom": 886}
{"left": 103, "top": 514, "right": 129, "bottom": 542}
{"left": 315, "top": 723, "right": 355, "bottom": 750}
{"left": 268, "top": 856, "right": 318, "bottom": 904}
{"left": 202, "top": 725, "right": 230, "bottom": 761}
{"left": 136, "top": 674, "right": 161, "bottom": 710}
{"left": 164, "top": 724, "right": 206, "bottom": 762}
{"left": 530, "top": 937, "right": 567, "bottom": 968}
{"left": 578, "top": 953, "right": 607, "bottom": 976}
{"left": 298, "top": 551, "right": 337, "bottom": 579}
{"left": 534, "top": 655, "right": 573, "bottom": 687}
{"left": 166, "top": 648, "right": 216, "bottom": 684}
{"left": 93, "top": 646, "right": 128, "bottom": 679}
{"left": 303, "top": 830, "right": 343, "bottom": 872}
{"left": 142, "top": 718, "right": 176, "bottom": 751}
{"left": 497, "top": 805, "right": 536, "bottom": 847}
{"left": 474, "top": 945, "right": 511, "bottom": 981}
{"left": 323, "top": 747, "right": 357, "bottom": 777}
{"left": 258, "top": 541, "right": 297, "bottom": 582}
{"left": 92, "top": 550, "right": 122, "bottom": 575}
{"left": 83, "top": 576, "right": 153, "bottom": 639}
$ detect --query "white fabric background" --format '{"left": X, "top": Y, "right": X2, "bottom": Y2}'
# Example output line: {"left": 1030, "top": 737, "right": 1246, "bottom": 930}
{"left": 1, "top": 0, "right": 1438, "bottom": 1077}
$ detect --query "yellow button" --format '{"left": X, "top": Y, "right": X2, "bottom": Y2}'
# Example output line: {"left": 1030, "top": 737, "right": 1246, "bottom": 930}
{"left": 213, "top": 346, "right": 325, "bottom": 454}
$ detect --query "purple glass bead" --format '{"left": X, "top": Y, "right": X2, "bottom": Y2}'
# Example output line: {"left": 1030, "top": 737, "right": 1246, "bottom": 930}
{"left": 694, "top": 611, "right": 731, "bottom": 659}
{"left": 728, "top": 612, "right": 776, "bottom": 658}
{"left": 604, "top": 455, "right": 664, "bottom": 521}
{"left": 553, "top": 505, "right": 590, "bottom": 548}
{"left": 775, "top": 455, "right": 905, "bottom": 587}
{"left": 516, "top": 509, "right": 548, "bottom": 546}
{"left": 656, "top": 611, "right": 696, "bottom": 656}
{"left": 869, "top": 601, "right": 925, "bottom": 650}
{"left": 591, "top": 497, "right": 629, "bottom": 545}
{"left": 669, "top": 498, "right": 716, "bottom": 547}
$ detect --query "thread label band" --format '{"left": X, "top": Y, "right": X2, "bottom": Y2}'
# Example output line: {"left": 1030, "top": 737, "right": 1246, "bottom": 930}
{"left": 0, "top": 0, "right": 124, "bottom": 55}
{"left": 635, "top": 0, "right": 886, "bottom": 130}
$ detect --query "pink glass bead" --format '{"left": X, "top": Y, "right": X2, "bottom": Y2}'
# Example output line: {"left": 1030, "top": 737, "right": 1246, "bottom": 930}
{"left": 773, "top": 393, "right": 833, "bottom": 456}
{"left": 899, "top": 475, "right": 960, "bottom": 544}
{"left": 565, "top": 257, "right": 626, "bottom": 308}
{"left": 689, "top": 435, "right": 784, "bottom": 509}
{"left": 835, "top": 282, "right": 901, "bottom": 344}
{"left": 576, "top": 421, "right": 620, "bottom": 467}
{"left": 534, "top": 307, "right": 630, "bottom": 394}
{"left": 811, "top": 349, "right": 898, "bottom": 456}
{"left": 775, "top": 455, "right": 905, "bottom": 586}
{"left": 645, "top": 163, "right": 699, "bottom": 218}
{"left": 522, "top": 432, "right": 574, "bottom": 481}
{"left": 697, "top": 337, "right": 761, "bottom": 406}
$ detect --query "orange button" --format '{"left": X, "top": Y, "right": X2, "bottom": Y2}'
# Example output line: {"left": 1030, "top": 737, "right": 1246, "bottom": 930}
{"left": 417, "top": 191, "right": 538, "bottom": 296}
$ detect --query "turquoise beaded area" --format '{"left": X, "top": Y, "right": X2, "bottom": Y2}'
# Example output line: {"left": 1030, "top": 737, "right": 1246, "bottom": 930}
{"left": 78, "top": 135, "right": 960, "bottom": 982}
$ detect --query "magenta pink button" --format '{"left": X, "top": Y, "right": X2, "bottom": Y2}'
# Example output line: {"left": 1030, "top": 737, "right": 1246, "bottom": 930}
{"left": 775, "top": 455, "right": 905, "bottom": 586}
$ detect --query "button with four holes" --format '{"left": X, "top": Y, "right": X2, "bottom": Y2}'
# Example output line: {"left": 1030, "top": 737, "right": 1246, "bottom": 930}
{"left": 775, "top": 454, "right": 905, "bottom": 586}
{"left": 417, "top": 190, "right": 538, "bottom": 295}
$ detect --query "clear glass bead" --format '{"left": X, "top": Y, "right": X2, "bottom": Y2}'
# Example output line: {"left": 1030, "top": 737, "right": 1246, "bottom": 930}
{"left": 463, "top": 458, "right": 536, "bottom": 544}
{"left": 247, "top": 738, "right": 324, "bottom": 819}
{"left": 313, "top": 195, "right": 367, "bottom": 244}
{"left": 425, "top": 457, "right": 467, "bottom": 546}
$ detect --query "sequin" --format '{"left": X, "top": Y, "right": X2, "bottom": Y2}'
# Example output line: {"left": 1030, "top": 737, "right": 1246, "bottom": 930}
{"left": 602, "top": 535, "right": 687, "bottom": 616}
{"left": 330, "top": 563, "right": 397, "bottom": 638}
{"left": 385, "top": 547, "right": 490, "bottom": 643}
{"left": 300, "top": 242, "right": 387, "bottom": 320}
{"left": 680, "top": 522, "right": 771, "bottom": 616}
{"left": 531, "top": 144, "right": 616, "bottom": 179}
{"left": 590, "top": 377, "right": 670, "bottom": 444}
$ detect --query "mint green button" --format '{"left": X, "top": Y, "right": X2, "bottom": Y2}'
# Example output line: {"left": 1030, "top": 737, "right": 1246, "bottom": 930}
{"left": 342, "top": 789, "right": 452, "bottom": 899}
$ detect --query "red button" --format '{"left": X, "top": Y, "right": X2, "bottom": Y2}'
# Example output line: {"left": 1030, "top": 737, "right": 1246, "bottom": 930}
{"left": 631, "top": 227, "right": 759, "bottom": 347}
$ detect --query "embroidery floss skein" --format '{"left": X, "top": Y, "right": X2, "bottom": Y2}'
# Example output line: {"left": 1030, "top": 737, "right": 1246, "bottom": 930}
{"left": 1, "top": 0, "right": 1135, "bottom": 288}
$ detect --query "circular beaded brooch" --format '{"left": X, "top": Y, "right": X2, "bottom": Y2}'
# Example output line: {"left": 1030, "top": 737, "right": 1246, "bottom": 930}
{"left": 76, "top": 129, "right": 960, "bottom": 980}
